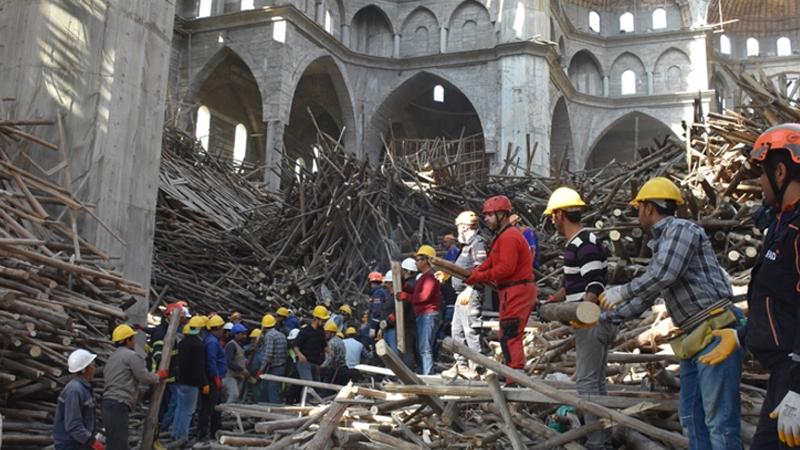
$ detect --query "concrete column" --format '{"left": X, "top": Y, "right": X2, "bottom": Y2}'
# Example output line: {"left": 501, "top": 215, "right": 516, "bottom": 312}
{"left": 603, "top": 75, "right": 610, "bottom": 97}
{"left": 440, "top": 27, "right": 447, "bottom": 53}
{"left": 647, "top": 71, "right": 654, "bottom": 95}
{"left": 393, "top": 33, "right": 401, "bottom": 58}
{"left": 342, "top": 24, "right": 351, "bottom": 46}
{"left": 264, "top": 120, "right": 286, "bottom": 191}
{"left": 315, "top": 1, "right": 324, "bottom": 24}
{"left": 0, "top": 0, "right": 176, "bottom": 326}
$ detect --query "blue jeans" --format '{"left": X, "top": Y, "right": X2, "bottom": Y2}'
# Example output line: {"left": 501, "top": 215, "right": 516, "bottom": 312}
{"left": 679, "top": 334, "right": 744, "bottom": 450}
{"left": 161, "top": 383, "right": 178, "bottom": 430}
{"left": 260, "top": 365, "right": 285, "bottom": 404}
{"left": 384, "top": 328, "right": 397, "bottom": 351}
{"left": 416, "top": 313, "right": 439, "bottom": 375}
{"left": 171, "top": 384, "right": 199, "bottom": 440}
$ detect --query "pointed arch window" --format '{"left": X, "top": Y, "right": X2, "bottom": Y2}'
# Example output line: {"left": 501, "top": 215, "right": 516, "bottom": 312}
{"left": 196, "top": 106, "right": 211, "bottom": 150}
{"left": 589, "top": 11, "right": 600, "bottom": 33}
{"left": 620, "top": 12, "right": 634, "bottom": 33}
{"left": 233, "top": 123, "right": 247, "bottom": 164}
{"left": 652, "top": 8, "right": 666, "bottom": 29}
{"left": 433, "top": 85, "right": 445, "bottom": 103}
{"left": 621, "top": 70, "right": 636, "bottom": 95}
{"left": 777, "top": 37, "right": 792, "bottom": 56}
{"left": 747, "top": 38, "right": 760, "bottom": 57}
{"left": 720, "top": 34, "right": 731, "bottom": 54}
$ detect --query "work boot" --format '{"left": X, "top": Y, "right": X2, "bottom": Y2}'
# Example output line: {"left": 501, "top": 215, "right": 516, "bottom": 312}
{"left": 441, "top": 364, "right": 461, "bottom": 379}
{"left": 458, "top": 365, "right": 480, "bottom": 380}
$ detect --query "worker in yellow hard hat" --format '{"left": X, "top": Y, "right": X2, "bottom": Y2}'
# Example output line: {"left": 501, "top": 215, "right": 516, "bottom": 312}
{"left": 292, "top": 306, "right": 330, "bottom": 383}
{"left": 330, "top": 304, "right": 352, "bottom": 332}
{"left": 197, "top": 314, "right": 227, "bottom": 440}
{"left": 598, "top": 176, "right": 744, "bottom": 448}
{"left": 171, "top": 315, "right": 209, "bottom": 442}
{"left": 102, "top": 325, "right": 165, "bottom": 449}
{"left": 276, "top": 306, "right": 299, "bottom": 334}
{"left": 321, "top": 320, "right": 348, "bottom": 386}
{"left": 342, "top": 326, "right": 372, "bottom": 381}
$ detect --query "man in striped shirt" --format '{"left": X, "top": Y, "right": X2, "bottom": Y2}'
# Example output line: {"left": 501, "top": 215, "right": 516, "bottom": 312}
{"left": 545, "top": 187, "right": 614, "bottom": 450}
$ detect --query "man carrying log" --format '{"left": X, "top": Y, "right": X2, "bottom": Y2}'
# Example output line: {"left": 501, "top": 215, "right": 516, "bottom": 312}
{"left": 398, "top": 245, "right": 442, "bottom": 375}
{"left": 544, "top": 187, "right": 614, "bottom": 450}
{"left": 465, "top": 195, "right": 536, "bottom": 380}
{"left": 599, "top": 177, "right": 745, "bottom": 450}
{"left": 54, "top": 349, "right": 104, "bottom": 450}
{"left": 701, "top": 124, "right": 800, "bottom": 449}
{"left": 102, "top": 325, "right": 165, "bottom": 450}
{"left": 442, "top": 210, "right": 487, "bottom": 380}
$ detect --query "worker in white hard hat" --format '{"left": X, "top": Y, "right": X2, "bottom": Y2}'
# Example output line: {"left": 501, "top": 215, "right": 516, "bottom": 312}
{"left": 54, "top": 349, "right": 104, "bottom": 450}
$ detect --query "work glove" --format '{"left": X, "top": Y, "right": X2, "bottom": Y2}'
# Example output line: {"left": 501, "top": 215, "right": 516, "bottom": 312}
{"left": 770, "top": 391, "right": 800, "bottom": 447}
{"left": 214, "top": 375, "right": 223, "bottom": 391}
{"left": 598, "top": 286, "right": 624, "bottom": 310}
{"left": 434, "top": 271, "right": 450, "bottom": 282}
{"left": 379, "top": 320, "right": 387, "bottom": 331}
{"left": 396, "top": 292, "right": 409, "bottom": 301}
{"left": 698, "top": 329, "right": 740, "bottom": 365}
{"left": 457, "top": 287, "right": 474, "bottom": 306}
{"left": 255, "top": 370, "right": 263, "bottom": 378}
{"left": 201, "top": 384, "right": 210, "bottom": 395}
{"left": 569, "top": 320, "right": 596, "bottom": 330}
{"left": 90, "top": 439, "right": 105, "bottom": 450}
{"left": 156, "top": 369, "right": 169, "bottom": 380}
{"left": 387, "top": 313, "right": 396, "bottom": 324}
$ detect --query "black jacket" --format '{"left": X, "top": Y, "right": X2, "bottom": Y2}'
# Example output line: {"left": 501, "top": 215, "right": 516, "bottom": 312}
{"left": 176, "top": 334, "right": 208, "bottom": 387}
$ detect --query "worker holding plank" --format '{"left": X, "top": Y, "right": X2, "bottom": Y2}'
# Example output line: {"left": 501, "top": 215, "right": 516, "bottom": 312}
{"left": 544, "top": 187, "right": 614, "bottom": 450}
{"left": 599, "top": 177, "right": 744, "bottom": 450}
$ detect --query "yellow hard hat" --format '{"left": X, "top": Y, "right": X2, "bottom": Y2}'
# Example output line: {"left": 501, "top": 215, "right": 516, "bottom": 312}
{"left": 630, "top": 177, "right": 684, "bottom": 207}
{"left": 345, "top": 326, "right": 357, "bottom": 336}
{"left": 312, "top": 305, "right": 330, "bottom": 320}
{"left": 249, "top": 328, "right": 262, "bottom": 338}
{"left": 416, "top": 245, "right": 436, "bottom": 259}
{"left": 198, "top": 315, "right": 209, "bottom": 327}
{"left": 261, "top": 314, "right": 277, "bottom": 328}
{"left": 324, "top": 320, "right": 339, "bottom": 333}
{"left": 111, "top": 324, "right": 137, "bottom": 343}
{"left": 276, "top": 307, "right": 290, "bottom": 318}
{"left": 339, "top": 305, "right": 352, "bottom": 316}
{"left": 206, "top": 315, "right": 225, "bottom": 329}
{"left": 544, "top": 187, "right": 586, "bottom": 215}
{"left": 187, "top": 315, "right": 206, "bottom": 329}
{"left": 336, "top": 332, "right": 344, "bottom": 338}
{"left": 455, "top": 211, "right": 478, "bottom": 226}
{"left": 182, "top": 324, "right": 191, "bottom": 335}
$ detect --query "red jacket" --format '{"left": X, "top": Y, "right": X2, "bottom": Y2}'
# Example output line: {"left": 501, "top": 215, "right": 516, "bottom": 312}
{"left": 468, "top": 225, "right": 534, "bottom": 286}
{"left": 408, "top": 270, "right": 441, "bottom": 316}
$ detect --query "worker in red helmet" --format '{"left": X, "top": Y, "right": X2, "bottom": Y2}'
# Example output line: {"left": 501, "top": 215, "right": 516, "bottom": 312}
{"left": 701, "top": 124, "right": 800, "bottom": 449}
{"left": 465, "top": 195, "right": 535, "bottom": 379}
{"left": 366, "top": 271, "right": 389, "bottom": 336}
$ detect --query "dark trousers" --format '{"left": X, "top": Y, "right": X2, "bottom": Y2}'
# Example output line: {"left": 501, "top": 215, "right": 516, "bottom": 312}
{"left": 751, "top": 358, "right": 793, "bottom": 449}
{"left": 197, "top": 384, "right": 222, "bottom": 440}
{"left": 101, "top": 399, "right": 129, "bottom": 450}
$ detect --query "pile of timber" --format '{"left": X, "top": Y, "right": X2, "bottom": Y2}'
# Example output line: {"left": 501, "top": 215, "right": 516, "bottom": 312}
{"left": 0, "top": 115, "right": 142, "bottom": 449}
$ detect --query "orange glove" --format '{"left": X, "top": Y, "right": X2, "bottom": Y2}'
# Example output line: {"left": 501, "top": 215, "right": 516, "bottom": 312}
{"left": 90, "top": 439, "right": 105, "bottom": 450}
{"left": 214, "top": 376, "right": 223, "bottom": 391}
{"left": 156, "top": 369, "right": 168, "bottom": 380}
{"left": 201, "top": 384, "right": 210, "bottom": 395}
{"left": 397, "top": 292, "right": 409, "bottom": 301}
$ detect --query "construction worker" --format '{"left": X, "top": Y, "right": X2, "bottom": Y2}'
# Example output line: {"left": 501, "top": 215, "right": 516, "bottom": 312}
{"left": 332, "top": 304, "right": 353, "bottom": 331}
{"left": 700, "top": 124, "right": 800, "bottom": 449}
{"left": 171, "top": 316, "right": 208, "bottom": 443}
{"left": 223, "top": 324, "right": 248, "bottom": 403}
{"left": 442, "top": 234, "right": 459, "bottom": 262}
{"left": 197, "top": 315, "right": 227, "bottom": 441}
{"left": 222, "top": 322, "right": 234, "bottom": 346}
{"left": 229, "top": 311, "right": 242, "bottom": 325}
{"left": 465, "top": 195, "right": 535, "bottom": 378}
{"left": 293, "top": 305, "right": 329, "bottom": 382}
{"left": 54, "top": 349, "right": 103, "bottom": 450}
{"left": 343, "top": 327, "right": 372, "bottom": 372}
{"left": 510, "top": 214, "right": 540, "bottom": 269}
{"left": 278, "top": 307, "right": 300, "bottom": 332}
{"left": 321, "top": 320, "right": 348, "bottom": 385}
{"left": 544, "top": 187, "right": 614, "bottom": 450}
{"left": 367, "top": 271, "right": 389, "bottom": 335}
{"left": 256, "top": 314, "right": 288, "bottom": 404}
{"left": 398, "top": 245, "right": 442, "bottom": 375}
{"left": 599, "top": 177, "right": 743, "bottom": 450}
{"left": 443, "top": 210, "right": 487, "bottom": 380}
{"left": 148, "top": 301, "right": 188, "bottom": 440}
{"left": 102, "top": 324, "right": 165, "bottom": 450}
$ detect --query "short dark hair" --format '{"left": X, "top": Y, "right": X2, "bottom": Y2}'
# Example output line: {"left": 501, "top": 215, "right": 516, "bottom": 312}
{"left": 764, "top": 148, "right": 800, "bottom": 181}
{"left": 563, "top": 209, "right": 582, "bottom": 223}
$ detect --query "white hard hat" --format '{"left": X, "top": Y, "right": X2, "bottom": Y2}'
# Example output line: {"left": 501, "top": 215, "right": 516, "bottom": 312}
{"left": 68, "top": 349, "right": 97, "bottom": 373}
{"left": 401, "top": 257, "right": 417, "bottom": 272}
{"left": 288, "top": 328, "right": 301, "bottom": 340}
{"left": 223, "top": 322, "right": 234, "bottom": 331}
{"left": 182, "top": 306, "right": 191, "bottom": 318}
{"left": 384, "top": 270, "right": 393, "bottom": 281}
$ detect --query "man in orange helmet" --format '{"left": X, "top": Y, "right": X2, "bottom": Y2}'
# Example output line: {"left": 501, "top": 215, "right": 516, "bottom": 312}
{"left": 465, "top": 195, "right": 535, "bottom": 377}
{"left": 366, "top": 271, "right": 389, "bottom": 336}
{"left": 701, "top": 124, "right": 800, "bottom": 449}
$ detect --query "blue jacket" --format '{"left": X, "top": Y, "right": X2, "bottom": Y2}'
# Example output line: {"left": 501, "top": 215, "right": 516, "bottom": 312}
{"left": 368, "top": 286, "right": 390, "bottom": 325}
{"left": 53, "top": 377, "right": 95, "bottom": 446}
{"left": 204, "top": 333, "right": 228, "bottom": 379}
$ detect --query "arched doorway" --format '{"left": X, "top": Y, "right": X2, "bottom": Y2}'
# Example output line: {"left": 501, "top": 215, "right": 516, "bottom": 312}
{"left": 585, "top": 112, "right": 677, "bottom": 169}
{"left": 550, "top": 97, "right": 574, "bottom": 175}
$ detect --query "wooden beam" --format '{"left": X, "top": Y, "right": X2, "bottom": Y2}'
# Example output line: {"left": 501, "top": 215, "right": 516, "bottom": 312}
{"left": 486, "top": 373, "right": 526, "bottom": 450}
{"left": 140, "top": 310, "right": 182, "bottom": 449}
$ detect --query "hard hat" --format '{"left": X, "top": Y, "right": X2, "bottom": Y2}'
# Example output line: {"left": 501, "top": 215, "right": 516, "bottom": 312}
{"left": 312, "top": 305, "right": 331, "bottom": 320}
{"left": 751, "top": 123, "right": 800, "bottom": 163}
{"left": 401, "top": 257, "right": 417, "bottom": 272}
{"left": 384, "top": 270, "right": 393, "bottom": 282}
{"left": 182, "top": 324, "right": 191, "bottom": 335}
{"left": 368, "top": 271, "right": 384, "bottom": 282}
{"left": 223, "top": 322, "right": 234, "bottom": 331}
{"left": 324, "top": 320, "right": 339, "bottom": 333}
{"left": 249, "top": 328, "right": 262, "bottom": 338}
{"left": 232, "top": 324, "right": 247, "bottom": 334}
{"left": 198, "top": 315, "right": 209, "bottom": 327}
{"left": 544, "top": 187, "right": 587, "bottom": 215}
{"left": 629, "top": 177, "right": 685, "bottom": 207}
{"left": 67, "top": 349, "right": 97, "bottom": 373}
{"left": 345, "top": 326, "right": 357, "bottom": 336}
{"left": 261, "top": 314, "right": 277, "bottom": 328}
{"left": 455, "top": 211, "right": 478, "bottom": 226}
{"left": 415, "top": 245, "right": 436, "bottom": 259}
{"left": 187, "top": 315, "right": 206, "bottom": 330}
{"left": 482, "top": 195, "right": 513, "bottom": 214}
{"left": 206, "top": 315, "right": 225, "bottom": 329}
{"left": 181, "top": 307, "right": 191, "bottom": 318}
{"left": 336, "top": 332, "right": 344, "bottom": 338}
{"left": 164, "top": 302, "right": 186, "bottom": 317}
{"left": 339, "top": 305, "right": 352, "bottom": 316}
{"left": 288, "top": 328, "right": 301, "bottom": 340}
{"left": 111, "top": 324, "right": 137, "bottom": 343}
{"left": 276, "top": 307, "right": 290, "bottom": 318}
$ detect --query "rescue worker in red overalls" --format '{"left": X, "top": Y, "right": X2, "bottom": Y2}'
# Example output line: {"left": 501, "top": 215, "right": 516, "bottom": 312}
{"left": 465, "top": 195, "right": 536, "bottom": 377}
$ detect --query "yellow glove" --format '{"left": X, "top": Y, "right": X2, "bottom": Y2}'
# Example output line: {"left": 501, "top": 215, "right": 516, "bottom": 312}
{"left": 435, "top": 271, "right": 451, "bottom": 282}
{"left": 201, "top": 384, "right": 210, "bottom": 395}
{"left": 698, "top": 329, "right": 740, "bottom": 365}
{"left": 569, "top": 320, "right": 595, "bottom": 330}
{"left": 770, "top": 391, "right": 800, "bottom": 447}
{"left": 457, "top": 287, "right": 474, "bottom": 305}
{"left": 598, "top": 287, "right": 624, "bottom": 310}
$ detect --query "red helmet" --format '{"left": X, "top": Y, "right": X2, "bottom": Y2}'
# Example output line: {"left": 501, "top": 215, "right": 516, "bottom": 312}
{"left": 482, "top": 195, "right": 513, "bottom": 214}
{"left": 164, "top": 301, "right": 187, "bottom": 317}
{"left": 751, "top": 123, "right": 800, "bottom": 163}
{"left": 368, "top": 271, "right": 384, "bottom": 282}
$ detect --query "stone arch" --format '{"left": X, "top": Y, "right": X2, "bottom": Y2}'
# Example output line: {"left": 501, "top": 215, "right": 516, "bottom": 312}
{"left": 351, "top": 5, "right": 394, "bottom": 56}
{"left": 609, "top": 52, "right": 646, "bottom": 96}
{"left": 366, "top": 71, "right": 487, "bottom": 165}
{"left": 568, "top": 50, "right": 604, "bottom": 96}
{"left": 550, "top": 97, "right": 574, "bottom": 175}
{"left": 585, "top": 111, "right": 677, "bottom": 169}
{"left": 653, "top": 47, "right": 692, "bottom": 93}
{"left": 321, "top": 0, "right": 346, "bottom": 40}
{"left": 447, "top": 0, "right": 494, "bottom": 52}
{"left": 401, "top": 6, "right": 439, "bottom": 57}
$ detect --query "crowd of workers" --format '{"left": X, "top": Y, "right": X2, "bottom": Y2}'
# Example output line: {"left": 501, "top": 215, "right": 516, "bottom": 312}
{"left": 53, "top": 125, "right": 800, "bottom": 450}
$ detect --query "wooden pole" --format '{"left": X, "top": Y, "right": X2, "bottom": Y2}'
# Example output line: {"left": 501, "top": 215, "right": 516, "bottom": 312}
{"left": 486, "top": 373, "right": 526, "bottom": 450}
{"left": 430, "top": 256, "right": 497, "bottom": 290}
{"left": 538, "top": 301, "right": 600, "bottom": 324}
{"left": 391, "top": 260, "right": 405, "bottom": 353}
{"left": 304, "top": 383, "right": 355, "bottom": 449}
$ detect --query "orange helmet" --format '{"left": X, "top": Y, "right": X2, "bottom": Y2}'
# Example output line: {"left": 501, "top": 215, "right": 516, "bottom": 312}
{"left": 482, "top": 195, "right": 513, "bottom": 214}
{"left": 751, "top": 124, "right": 800, "bottom": 163}
{"left": 368, "top": 271, "right": 384, "bottom": 282}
